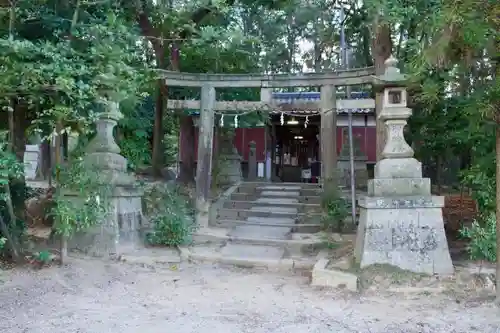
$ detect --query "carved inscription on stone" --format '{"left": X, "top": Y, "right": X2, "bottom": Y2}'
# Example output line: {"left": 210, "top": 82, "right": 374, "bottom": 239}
{"left": 392, "top": 224, "right": 438, "bottom": 253}
{"left": 366, "top": 228, "right": 392, "bottom": 251}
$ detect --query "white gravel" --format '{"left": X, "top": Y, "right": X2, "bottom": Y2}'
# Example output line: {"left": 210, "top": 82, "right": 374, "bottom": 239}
{"left": 0, "top": 258, "right": 499, "bottom": 333}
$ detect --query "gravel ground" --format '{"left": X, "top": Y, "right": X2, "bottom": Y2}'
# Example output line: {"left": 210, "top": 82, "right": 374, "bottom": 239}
{"left": 0, "top": 257, "right": 499, "bottom": 333}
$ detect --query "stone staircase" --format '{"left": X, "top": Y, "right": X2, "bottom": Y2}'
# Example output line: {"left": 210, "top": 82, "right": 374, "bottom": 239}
{"left": 215, "top": 182, "right": 323, "bottom": 233}
{"left": 188, "top": 182, "right": 325, "bottom": 269}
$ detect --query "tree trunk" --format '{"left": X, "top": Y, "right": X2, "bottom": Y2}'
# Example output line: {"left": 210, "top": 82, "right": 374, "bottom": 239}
{"left": 494, "top": 42, "right": 500, "bottom": 304}
{"left": 178, "top": 116, "right": 195, "bottom": 183}
{"left": 496, "top": 124, "right": 500, "bottom": 302}
{"left": 171, "top": 43, "right": 195, "bottom": 183}
{"left": 151, "top": 81, "right": 165, "bottom": 178}
{"left": 137, "top": 11, "right": 166, "bottom": 178}
{"left": 12, "top": 101, "right": 28, "bottom": 219}
{"left": 136, "top": 4, "right": 216, "bottom": 179}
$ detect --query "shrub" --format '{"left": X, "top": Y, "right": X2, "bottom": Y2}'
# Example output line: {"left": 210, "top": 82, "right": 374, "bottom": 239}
{"left": 460, "top": 213, "right": 496, "bottom": 262}
{"left": 51, "top": 158, "right": 112, "bottom": 239}
{"left": 320, "top": 184, "right": 349, "bottom": 232}
{"left": 143, "top": 184, "right": 195, "bottom": 247}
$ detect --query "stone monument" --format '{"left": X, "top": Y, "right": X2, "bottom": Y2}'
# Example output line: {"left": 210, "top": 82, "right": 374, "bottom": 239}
{"left": 248, "top": 141, "right": 257, "bottom": 180}
{"left": 216, "top": 129, "right": 242, "bottom": 184}
{"left": 354, "top": 56, "right": 453, "bottom": 275}
{"left": 67, "top": 99, "right": 144, "bottom": 256}
{"left": 24, "top": 144, "right": 41, "bottom": 180}
{"left": 337, "top": 128, "right": 368, "bottom": 188}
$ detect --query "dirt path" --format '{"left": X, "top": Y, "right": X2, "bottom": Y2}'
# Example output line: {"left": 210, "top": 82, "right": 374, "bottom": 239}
{"left": 0, "top": 258, "right": 498, "bottom": 333}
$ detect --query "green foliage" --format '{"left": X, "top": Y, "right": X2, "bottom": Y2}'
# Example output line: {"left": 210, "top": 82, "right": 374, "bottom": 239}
{"left": 0, "top": 131, "right": 25, "bottom": 243}
{"left": 0, "top": 4, "right": 154, "bottom": 138}
{"left": 461, "top": 164, "right": 496, "bottom": 213}
{"left": 51, "top": 158, "right": 112, "bottom": 238}
{"left": 0, "top": 237, "right": 5, "bottom": 251}
{"left": 460, "top": 213, "right": 496, "bottom": 262}
{"left": 143, "top": 184, "right": 195, "bottom": 247}
{"left": 320, "top": 184, "right": 349, "bottom": 233}
{"left": 30, "top": 250, "right": 52, "bottom": 266}
{"left": 0, "top": 132, "right": 24, "bottom": 186}
{"left": 163, "top": 133, "right": 179, "bottom": 167}
{"left": 118, "top": 98, "right": 154, "bottom": 170}
{"left": 119, "top": 137, "right": 151, "bottom": 170}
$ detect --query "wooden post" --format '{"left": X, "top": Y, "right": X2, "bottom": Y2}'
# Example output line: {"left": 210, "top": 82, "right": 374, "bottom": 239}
{"left": 195, "top": 84, "right": 216, "bottom": 228}
{"left": 320, "top": 84, "right": 337, "bottom": 190}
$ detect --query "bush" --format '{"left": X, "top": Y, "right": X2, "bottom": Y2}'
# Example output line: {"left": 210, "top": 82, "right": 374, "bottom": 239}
{"left": 143, "top": 184, "right": 195, "bottom": 247}
{"left": 320, "top": 184, "right": 349, "bottom": 232}
{"left": 460, "top": 213, "right": 496, "bottom": 262}
{"left": 51, "top": 158, "right": 113, "bottom": 238}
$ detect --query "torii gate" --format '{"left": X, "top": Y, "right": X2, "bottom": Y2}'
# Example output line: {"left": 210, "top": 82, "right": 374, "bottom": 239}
{"left": 160, "top": 66, "right": 377, "bottom": 227}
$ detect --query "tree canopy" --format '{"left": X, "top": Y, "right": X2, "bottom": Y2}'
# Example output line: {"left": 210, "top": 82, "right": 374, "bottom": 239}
{"left": 0, "top": 0, "right": 498, "bottom": 270}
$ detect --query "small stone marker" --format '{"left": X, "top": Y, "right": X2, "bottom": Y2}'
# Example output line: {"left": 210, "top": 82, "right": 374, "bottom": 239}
{"left": 24, "top": 145, "right": 41, "bottom": 180}
{"left": 248, "top": 141, "right": 257, "bottom": 180}
{"left": 354, "top": 56, "right": 454, "bottom": 275}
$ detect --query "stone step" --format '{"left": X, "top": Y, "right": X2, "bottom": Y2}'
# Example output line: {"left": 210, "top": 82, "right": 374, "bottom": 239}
{"left": 212, "top": 219, "right": 321, "bottom": 233}
{"left": 223, "top": 200, "right": 320, "bottom": 213}
{"left": 217, "top": 208, "right": 321, "bottom": 223}
{"left": 230, "top": 193, "right": 322, "bottom": 205}
{"left": 230, "top": 191, "right": 364, "bottom": 204}
{"left": 236, "top": 187, "right": 321, "bottom": 197}
{"left": 229, "top": 225, "right": 292, "bottom": 240}
{"left": 238, "top": 181, "right": 322, "bottom": 190}
{"left": 219, "top": 243, "right": 286, "bottom": 260}
{"left": 260, "top": 190, "right": 301, "bottom": 197}
{"left": 187, "top": 243, "right": 317, "bottom": 271}
{"left": 192, "top": 227, "right": 323, "bottom": 255}
{"left": 256, "top": 197, "right": 299, "bottom": 204}
{"left": 250, "top": 206, "right": 298, "bottom": 214}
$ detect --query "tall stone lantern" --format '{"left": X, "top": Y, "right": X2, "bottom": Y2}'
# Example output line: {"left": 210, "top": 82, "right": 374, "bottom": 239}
{"left": 68, "top": 98, "right": 144, "bottom": 256}
{"left": 354, "top": 56, "right": 453, "bottom": 275}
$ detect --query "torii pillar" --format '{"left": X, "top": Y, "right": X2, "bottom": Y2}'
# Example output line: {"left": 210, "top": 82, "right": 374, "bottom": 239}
{"left": 320, "top": 84, "right": 337, "bottom": 190}
{"left": 195, "top": 84, "right": 216, "bottom": 229}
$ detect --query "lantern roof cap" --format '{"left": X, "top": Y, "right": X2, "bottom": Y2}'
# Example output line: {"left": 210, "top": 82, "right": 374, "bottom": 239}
{"left": 373, "top": 55, "right": 408, "bottom": 87}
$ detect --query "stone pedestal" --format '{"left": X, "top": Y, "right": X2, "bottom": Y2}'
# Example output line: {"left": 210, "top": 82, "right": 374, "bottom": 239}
{"left": 355, "top": 56, "right": 453, "bottom": 275}
{"left": 355, "top": 195, "right": 452, "bottom": 274}
{"left": 67, "top": 100, "right": 143, "bottom": 256}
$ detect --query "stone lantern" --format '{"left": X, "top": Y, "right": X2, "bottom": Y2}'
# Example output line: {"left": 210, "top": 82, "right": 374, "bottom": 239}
{"left": 68, "top": 98, "right": 144, "bottom": 257}
{"left": 354, "top": 56, "right": 453, "bottom": 275}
